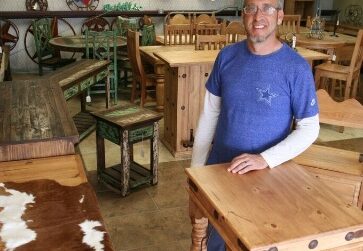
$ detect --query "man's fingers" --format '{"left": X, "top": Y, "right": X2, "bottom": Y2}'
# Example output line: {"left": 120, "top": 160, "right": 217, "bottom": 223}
{"left": 228, "top": 160, "right": 250, "bottom": 173}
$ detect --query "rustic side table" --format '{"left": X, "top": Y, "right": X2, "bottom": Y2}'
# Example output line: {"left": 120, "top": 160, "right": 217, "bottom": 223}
{"left": 92, "top": 105, "right": 163, "bottom": 196}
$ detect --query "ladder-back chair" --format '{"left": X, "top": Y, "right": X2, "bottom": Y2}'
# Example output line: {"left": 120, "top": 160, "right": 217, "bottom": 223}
{"left": 315, "top": 29, "right": 363, "bottom": 100}
{"left": 127, "top": 30, "right": 156, "bottom": 107}
{"left": 225, "top": 21, "right": 245, "bottom": 43}
{"left": 164, "top": 24, "right": 193, "bottom": 45}
{"left": 278, "top": 15, "right": 301, "bottom": 36}
{"left": 195, "top": 34, "right": 227, "bottom": 50}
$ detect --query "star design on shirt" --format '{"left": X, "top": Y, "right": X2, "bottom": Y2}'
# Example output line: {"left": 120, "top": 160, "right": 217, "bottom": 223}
{"left": 256, "top": 86, "right": 278, "bottom": 106}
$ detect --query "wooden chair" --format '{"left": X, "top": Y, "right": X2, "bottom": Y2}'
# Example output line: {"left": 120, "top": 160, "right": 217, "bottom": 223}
{"left": 278, "top": 14, "right": 301, "bottom": 36}
{"left": 164, "top": 24, "right": 193, "bottom": 45}
{"left": 195, "top": 23, "right": 222, "bottom": 35}
{"left": 141, "top": 24, "right": 156, "bottom": 46}
{"left": 127, "top": 30, "right": 156, "bottom": 107}
{"left": 33, "top": 18, "right": 75, "bottom": 76}
{"left": 195, "top": 34, "right": 227, "bottom": 50}
{"left": 113, "top": 16, "right": 138, "bottom": 37}
{"left": 294, "top": 89, "right": 363, "bottom": 208}
{"left": 224, "top": 21, "right": 245, "bottom": 43}
{"left": 0, "top": 45, "right": 10, "bottom": 82}
{"left": 315, "top": 29, "right": 363, "bottom": 100}
{"left": 85, "top": 30, "right": 116, "bottom": 105}
{"left": 193, "top": 13, "right": 217, "bottom": 26}
{"left": 167, "top": 13, "right": 191, "bottom": 25}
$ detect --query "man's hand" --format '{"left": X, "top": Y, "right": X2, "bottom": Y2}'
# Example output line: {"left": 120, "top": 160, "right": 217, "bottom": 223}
{"left": 227, "top": 154, "right": 268, "bottom": 175}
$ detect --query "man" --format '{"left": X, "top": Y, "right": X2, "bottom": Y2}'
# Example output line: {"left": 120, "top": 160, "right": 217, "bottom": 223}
{"left": 190, "top": 0, "right": 320, "bottom": 249}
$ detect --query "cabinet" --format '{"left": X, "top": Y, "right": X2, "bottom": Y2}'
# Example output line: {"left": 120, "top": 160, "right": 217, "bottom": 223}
{"left": 284, "top": 0, "right": 315, "bottom": 21}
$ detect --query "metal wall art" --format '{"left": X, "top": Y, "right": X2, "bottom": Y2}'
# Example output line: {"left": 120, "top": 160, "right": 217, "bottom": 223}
{"left": 344, "top": 5, "right": 362, "bottom": 25}
{"left": 26, "top": 0, "right": 48, "bottom": 11}
{"left": 66, "top": 0, "right": 99, "bottom": 11}
{"left": 0, "top": 19, "right": 19, "bottom": 50}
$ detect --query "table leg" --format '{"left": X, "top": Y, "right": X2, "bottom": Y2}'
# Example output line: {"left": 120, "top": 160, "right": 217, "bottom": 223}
{"left": 189, "top": 198, "right": 208, "bottom": 251}
{"left": 154, "top": 64, "right": 165, "bottom": 112}
{"left": 121, "top": 129, "right": 130, "bottom": 196}
{"left": 96, "top": 129, "right": 105, "bottom": 178}
{"left": 151, "top": 122, "right": 159, "bottom": 185}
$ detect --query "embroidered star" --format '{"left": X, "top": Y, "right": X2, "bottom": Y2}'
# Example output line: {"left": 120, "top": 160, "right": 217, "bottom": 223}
{"left": 256, "top": 86, "right": 278, "bottom": 106}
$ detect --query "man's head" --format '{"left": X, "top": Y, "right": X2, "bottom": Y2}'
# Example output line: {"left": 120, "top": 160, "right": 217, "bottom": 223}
{"left": 242, "top": 0, "right": 284, "bottom": 44}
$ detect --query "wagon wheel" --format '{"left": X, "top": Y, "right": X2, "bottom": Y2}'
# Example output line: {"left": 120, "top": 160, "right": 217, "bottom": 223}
{"left": 0, "top": 19, "right": 20, "bottom": 51}
{"left": 25, "top": 0, "right": 48, "bottom": 11}
{"left": 24, "top": 17, "right": 76, "bottom": 64}
{"left": 81, "top": 17, "right": 110, "bottom": 33}
{"left": 66, "top": 0, "right": 99, "bottom": 11}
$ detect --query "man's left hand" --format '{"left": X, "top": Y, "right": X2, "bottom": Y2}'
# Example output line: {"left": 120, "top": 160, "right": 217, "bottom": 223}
{"left": 227, "top": 153, "right": 268, "bottom": 175}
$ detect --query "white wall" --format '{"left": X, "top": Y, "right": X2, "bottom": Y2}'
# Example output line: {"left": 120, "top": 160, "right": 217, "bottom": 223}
{"left": 3, "top": 0, "right": 238, "bottom": 72}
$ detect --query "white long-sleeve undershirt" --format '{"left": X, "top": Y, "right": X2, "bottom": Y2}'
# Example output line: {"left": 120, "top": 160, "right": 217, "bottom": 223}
{"left": 190, "top": 90, "right": 320, "bottom": 168}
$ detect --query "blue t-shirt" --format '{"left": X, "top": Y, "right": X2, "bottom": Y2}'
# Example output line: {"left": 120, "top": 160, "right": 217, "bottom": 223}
{"left": 206, "top": 40, "right": 318, "bottom": 165}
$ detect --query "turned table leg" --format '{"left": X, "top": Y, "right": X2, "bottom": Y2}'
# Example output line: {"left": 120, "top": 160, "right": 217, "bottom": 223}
{"left": 189, "top": 198, "right": 208, "bottom": 251}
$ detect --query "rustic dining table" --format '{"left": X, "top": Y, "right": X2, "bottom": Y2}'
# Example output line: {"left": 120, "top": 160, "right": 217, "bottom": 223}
{"left": 187, "top": 161, "right": 363, "bottom": 251}
{"left": 49, "top": 35, "right": 127, "bottom": 52}
{"left": 143, "top": 45, "right": 330, "bottom": 157}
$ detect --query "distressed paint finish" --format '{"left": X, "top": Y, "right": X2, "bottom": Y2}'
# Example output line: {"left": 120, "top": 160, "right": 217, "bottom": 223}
{"left": 92, "top": 105, "right": 162, "bottom": 196}
{"left": 0, "top": 79, "right": 78, "bottom": 161}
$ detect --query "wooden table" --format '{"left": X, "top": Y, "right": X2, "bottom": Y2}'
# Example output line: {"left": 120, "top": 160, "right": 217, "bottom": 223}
{"left": 0, "top": 154, "right": 114, "bottom": 250}
{"left": 152, "top": 46, "right": 330, "bottom": 157}
{"left": 0, "top": 79, "right": 79, "bottom": 162}
{"left": 92, "top": 105, "right": 163, "bottom": 196}
{"left": 49, "top": 35, "right": 126, "bottom": 52}
{"left": 295, "top": 32, "right": 356, "bottom": 55}
{"left": 186, "top": 162, "right": 363, "bottom": 251}
{"left": 46, "top": 59, "right": 110, "bottom": 140}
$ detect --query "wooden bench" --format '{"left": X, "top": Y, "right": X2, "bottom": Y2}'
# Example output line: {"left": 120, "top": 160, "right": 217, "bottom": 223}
{"left": 294, "top": 89, "right": 363, "bottom": 208}
{"left": 46, "top": 59, "right": 110, "bottom": 140}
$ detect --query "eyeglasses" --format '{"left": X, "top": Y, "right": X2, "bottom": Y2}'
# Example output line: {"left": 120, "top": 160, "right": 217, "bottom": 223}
{"left": 243, "top": 5, "right": 280, "bottom": 15}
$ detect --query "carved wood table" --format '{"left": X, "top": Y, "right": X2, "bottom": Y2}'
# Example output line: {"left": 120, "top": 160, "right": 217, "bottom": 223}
{"left": 186, "top": 162, "right": 363, "bottom": 251}
{"left": 92, "top": 104, "right": 163, "bottom": 196}
{"left": 0, "top": 79, "right": 79, "bottom": 162}
{"left": 0, "top": 154, "right": 114, "bottom": 250}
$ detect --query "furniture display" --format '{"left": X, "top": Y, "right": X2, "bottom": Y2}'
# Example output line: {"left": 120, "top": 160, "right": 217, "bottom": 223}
{"left": 0, "top": 79, "right": 79, "bottom": 162}
{"left": 127, "top": 30, "right": 157, "bottom": 107}
{"left": 46, "top": 59, "right": 110, "bottom": 139}
{"left": 0, "top": 154, "right": 114, "bottom": 250}
{"left": 224, "top": 21, "right": 245, "bottom": 43}
{"left": 284, "top": 0, "right": 315, "bottom": 22}
{"left": 294, "top": 89, "right": 363, "bottom": 208}
{"left": 85, "top": 29, "right": 118, "bottom": 104}
{"left": 195, "top": 34, "right": 227, "bottom": 50}
{"left": 153, "top": 47, "right": 330, "bottom": 157}
{"left": 278, "top": 14, "right": 301, "bottom": 36}
{"left": 187, "top": 162, "right": 363, "bottom": 250}
{"left": 92, "top": 104, "right": 162, "bottom": 197}
{"left": 314, "top": 29, "right": 363, "bottom": 100}
{"left": 33, "top": 18, "right": 76, "bottom": 75}
{"left": 164, "top": 23, "right": 193, "bottom": 45}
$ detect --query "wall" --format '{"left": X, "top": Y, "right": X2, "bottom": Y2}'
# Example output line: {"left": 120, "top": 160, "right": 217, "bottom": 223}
{"left": 2, "top": 0, "right": 237, "bottom": 72}
{"left": 333, "top": 0, "right": 363, "bottom": 24}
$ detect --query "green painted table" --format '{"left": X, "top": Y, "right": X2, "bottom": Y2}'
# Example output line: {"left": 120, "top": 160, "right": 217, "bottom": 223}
{"left": 92, "top": 105, "right": 163, "bottom": 196}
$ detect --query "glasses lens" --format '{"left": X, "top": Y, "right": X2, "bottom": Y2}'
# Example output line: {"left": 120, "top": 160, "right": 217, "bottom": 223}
{"left": 244, "top": 6, "right": 257, "bottom": 14}
{"left": 263, "top": 6, "right": 276, "bottom": 15}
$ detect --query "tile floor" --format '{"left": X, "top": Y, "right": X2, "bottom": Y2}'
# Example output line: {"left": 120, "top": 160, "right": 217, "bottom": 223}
{"left": 12, "top": 73, "right": 363, "bottom": 251}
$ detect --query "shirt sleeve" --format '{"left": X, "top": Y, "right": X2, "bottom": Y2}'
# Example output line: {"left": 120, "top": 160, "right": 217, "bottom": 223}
{"left": 260, "top": 114, "right": 320, "bottom": 168}
{"left": 190, "top": 91, "right": 221, "bottom": 167}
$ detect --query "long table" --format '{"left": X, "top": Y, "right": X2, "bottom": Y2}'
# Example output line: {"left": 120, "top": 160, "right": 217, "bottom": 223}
{"left": 186, "top": 161, "right": 363, "bottom": 250}
{"left": 150, "top": 46, "right": 330, "bottom": 157}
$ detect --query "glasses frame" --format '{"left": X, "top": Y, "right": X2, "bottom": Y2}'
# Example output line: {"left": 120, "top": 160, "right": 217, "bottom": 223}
{"left": 243, "top": 5, "right": 281, "bottom": 16}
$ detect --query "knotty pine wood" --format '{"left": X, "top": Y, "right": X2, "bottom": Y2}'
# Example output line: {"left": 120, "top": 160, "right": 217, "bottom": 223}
{"left": 0, "top": 79, "right": 78, "bottom": 161}
{"left": 186, "top": 162, "right": 363, "bottom": 251}
{"left": 0, "top": 154, "right": 87, "bottom": 186}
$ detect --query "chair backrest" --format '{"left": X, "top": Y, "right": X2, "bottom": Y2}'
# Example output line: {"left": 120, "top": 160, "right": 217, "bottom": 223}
{"left": 168, "top": 14, "right": 191, "bottom": 25}
{"left": 195, "top": 34, "right": 227, "bottom": 50}
{"left": 114, "top": 16, "right": 138, "bottom": 37}
{"left": 33, "top": 19, "right": 56, "bottom": 60}
{"left": 334, "top": 45, "right": 354, "bottom": 66}
{"left": 195, "top": 23, "right": 222, "bottom": 35}
{"left": 141, "top": 24, "right": 156, "bottom": 46}
{"left": 127, "top": 30, "right": 145, "bottom": 85}
{"left": 317, "top": 89, "right": 363, "bottom": 129}
{"left": 193, "top": 13, "right": 217, "bottom": 26}
{"left": 225, "top": 21, "right": 245, "bottom": 43}
{"left": 164, "top": 24, "right": 193, "bottom": 45}
{"left": 278, "top": 15, "right": 301, "bottom": 35}
{"left": 348, "top": 29, "right": 363, "bottom": 79}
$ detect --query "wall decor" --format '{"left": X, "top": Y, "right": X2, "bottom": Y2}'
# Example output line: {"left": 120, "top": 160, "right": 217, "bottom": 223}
{"left": 0, "top": 19, "right": 19, "bottom": 50}
{"left": 344, "top": 5, "right": 362, "bottom": 25}
{"left": 25, "top": 0, "right": 48, "bottom": 11}
{"left": 66, "top": 0, "right": 100, "bottom": 11}
{"left": 103, "top": 2, "right": 142, "bottom": 11}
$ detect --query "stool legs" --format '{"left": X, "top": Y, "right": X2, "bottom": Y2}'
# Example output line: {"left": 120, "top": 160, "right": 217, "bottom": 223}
{"left": 151, "top": 121, "right": 159, "bottom": 185}
{"left": 121, "top": 129, "right": 130, "bottom": 196}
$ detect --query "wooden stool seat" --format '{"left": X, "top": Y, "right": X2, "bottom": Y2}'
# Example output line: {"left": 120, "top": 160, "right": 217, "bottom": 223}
{"left": 92, "top": 104, "right": 162, "bottom": 196}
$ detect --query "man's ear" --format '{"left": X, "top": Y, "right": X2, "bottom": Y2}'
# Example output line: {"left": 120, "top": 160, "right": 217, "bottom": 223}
{"left": 277, "top": 11, "right": 284, "bottom": 25}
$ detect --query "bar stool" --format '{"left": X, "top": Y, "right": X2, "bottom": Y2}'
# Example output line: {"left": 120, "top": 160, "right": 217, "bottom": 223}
{"left": 91, "top": 104, "right": 162, "bottom": 196}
